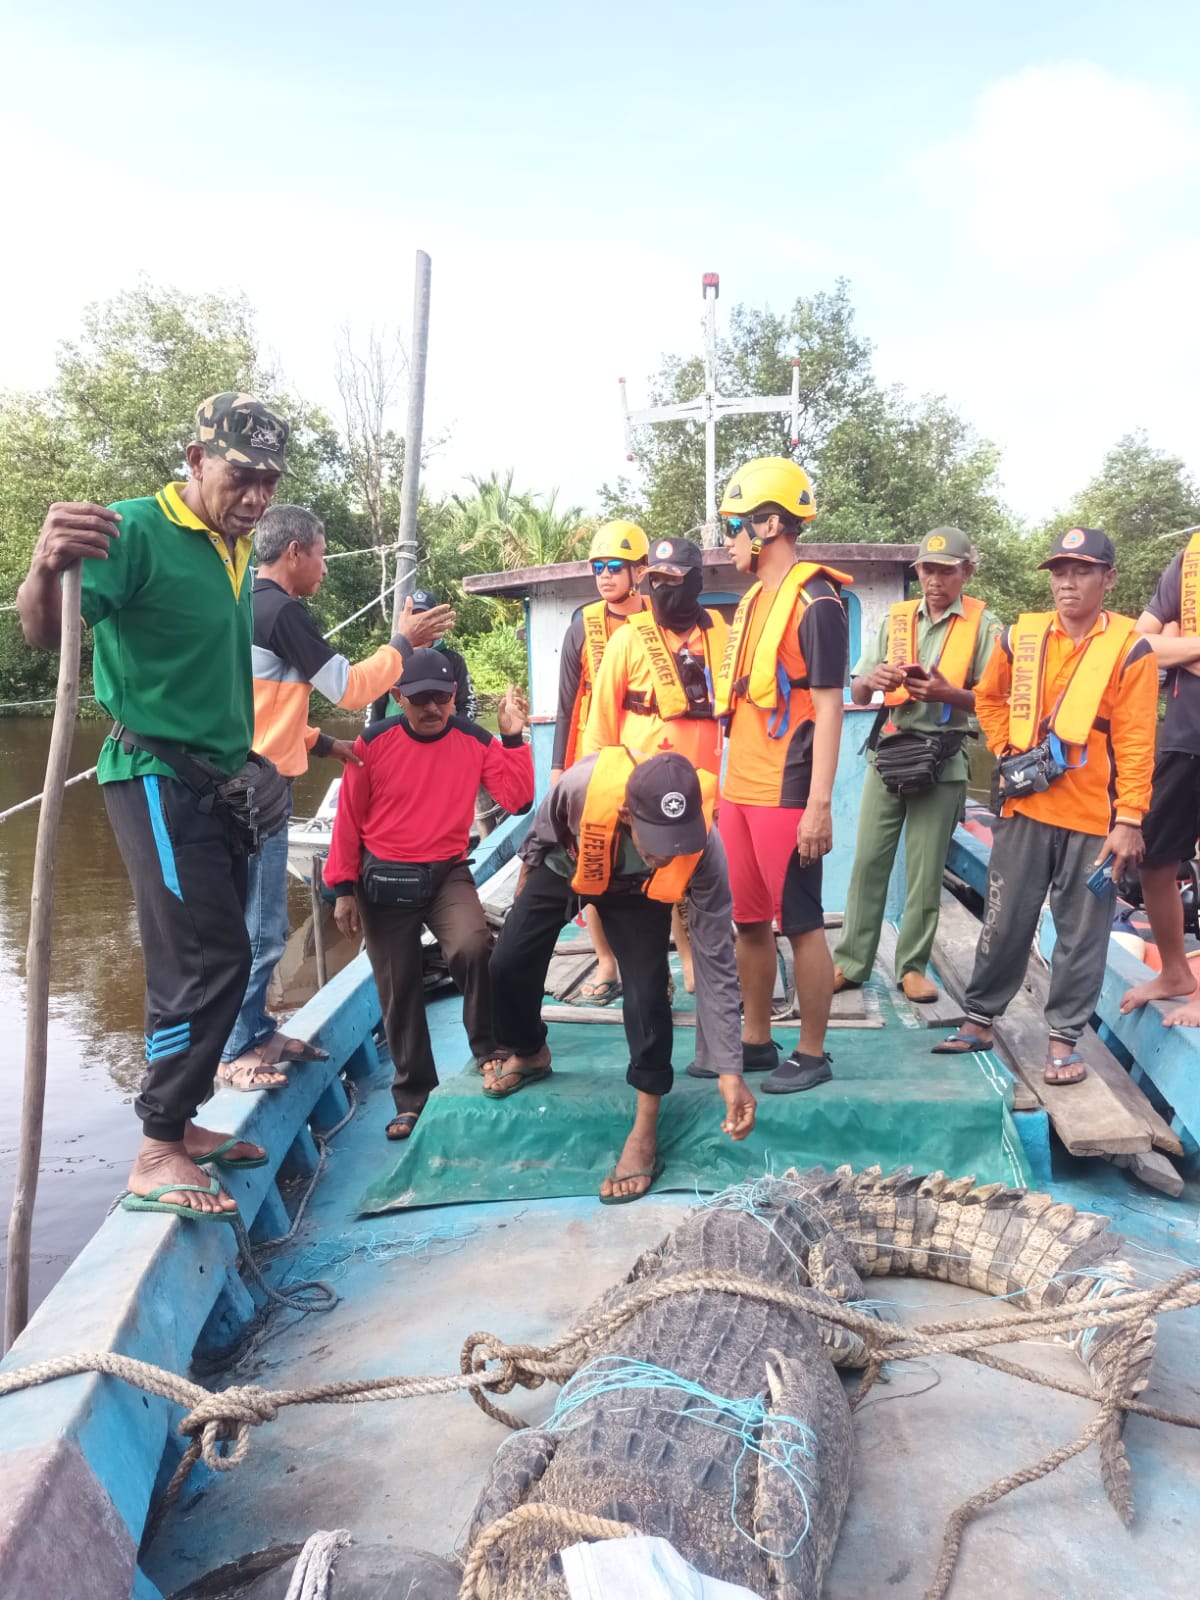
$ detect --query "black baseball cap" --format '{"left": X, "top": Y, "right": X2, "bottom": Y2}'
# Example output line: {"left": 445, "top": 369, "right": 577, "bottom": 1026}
{"left": 397, "top": 648, "right": 455, "bottom": 696}
{"left": 1038, "top": 527, "right": 1116, "bottom": 569}
{"left": 410, "top": 588, "right": 437, "bottom": 611}
{"left": 624, "top": 752, "right": 708, "bottom": 857}
{"left": 647, "top": 536, "right": 704, "bottom": 577}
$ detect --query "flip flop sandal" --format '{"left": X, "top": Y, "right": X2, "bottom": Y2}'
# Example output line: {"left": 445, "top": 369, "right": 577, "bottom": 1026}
{"left": 599, "top": 1157, "right": 665, "bottom": 1206}
{"left": 574, "top": 979, "right": 622, "bottom": 1006}
{"left": 218, "top": 1055, "right": 289, "bottom": 1091}
{"left": 120, "top": 1177, "right": 238, "bottom": 1221}
{"left": 261, "top": 1034, "right": 330, "bottom": 1064}
{"left": 1043, "top": 1052, "right": 1087, "bottom": 1086}
{"left": 386, "top": 1112, "right": 421, "bottom": 1140}
{"left": 194, "top": 1137, "right": 270, "bottom": 1171}
{"left": 482, "top": 1065, "right": 553, "bottom": 1100}
{"left": 931, "top": 1031, "right": 992, "bottom": 1056}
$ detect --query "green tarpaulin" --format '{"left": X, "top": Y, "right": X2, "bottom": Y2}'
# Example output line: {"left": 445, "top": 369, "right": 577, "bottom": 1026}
{"left": 358, "top": 972, "right": 1031, "bottom": 1213}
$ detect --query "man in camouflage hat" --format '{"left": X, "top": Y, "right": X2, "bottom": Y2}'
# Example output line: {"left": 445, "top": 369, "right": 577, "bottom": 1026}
{"left": 17, "top": 391, "right": 291, "bottom": 1221}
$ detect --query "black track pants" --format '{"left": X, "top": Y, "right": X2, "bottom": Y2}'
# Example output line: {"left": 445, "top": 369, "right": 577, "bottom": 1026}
{"left": 104, "top": 776, "right": 250, "bottom": 1141}
{"left": 490, "top": 862, "right": 675, "bottom": 1095}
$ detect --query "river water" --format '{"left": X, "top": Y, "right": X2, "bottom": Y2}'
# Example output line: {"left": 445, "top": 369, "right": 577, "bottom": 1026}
{"left": 0, "top": 715, "right": 360, "bottom": 1324}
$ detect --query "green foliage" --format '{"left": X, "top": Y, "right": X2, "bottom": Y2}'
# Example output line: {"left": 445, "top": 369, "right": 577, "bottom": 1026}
{"left": 461, "top": 620, "right": 528, "bottom": 701}
{"left": 1038, "top": 433, "right": 1200, "bottom": 618}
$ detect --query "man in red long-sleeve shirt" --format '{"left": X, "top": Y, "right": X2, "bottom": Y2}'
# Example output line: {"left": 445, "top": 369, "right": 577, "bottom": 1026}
{"left": 326, "top": 649, "right": 534, "bottom": 1139}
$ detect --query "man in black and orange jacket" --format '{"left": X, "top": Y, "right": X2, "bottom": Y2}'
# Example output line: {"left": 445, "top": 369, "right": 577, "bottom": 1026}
{"left": 935, "top": 528, "right": 1157, "bottom": 1085}
{"left": 220, "top": 505, "right": 453, "bottom": 1090}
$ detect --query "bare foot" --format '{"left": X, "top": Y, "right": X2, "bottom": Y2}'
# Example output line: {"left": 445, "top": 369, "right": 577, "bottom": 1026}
{"left": 1161, "top": 996, "right": 1200, "bottom": 1027}
{"left": 127, "top": 1137, "right": 237, "bottom": 1215}
{"left": 600, "top": 1124, "right": 658, "bottom": 1201}
{"left": 1119, "top": 969, "right": 1198, "bottom": 1014}
{"left": 184, "top": 1122, "right": 265, "bottom": 1165}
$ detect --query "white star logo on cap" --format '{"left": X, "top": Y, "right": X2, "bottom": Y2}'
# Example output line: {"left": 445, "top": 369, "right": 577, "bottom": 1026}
{"left": 661, "top": 792, "right": 686, "bottom": 819}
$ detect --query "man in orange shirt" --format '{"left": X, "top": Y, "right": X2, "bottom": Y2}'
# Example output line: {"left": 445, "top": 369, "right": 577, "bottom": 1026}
{"left": 934, "top": 528, "right": 1157, "bottom": 1084}
{"left": 713, "top": 457, "right": 850, "bottom": 1094}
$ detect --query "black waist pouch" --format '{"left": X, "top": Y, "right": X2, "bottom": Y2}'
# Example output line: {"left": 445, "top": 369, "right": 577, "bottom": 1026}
{"left": 111, "top": 724, "right": 291, "bottom": 855}
{"left": 361, "top": 853, "right": 459, "bottom": 909}
{"left": 871, "top": 729, "right": 967, "bottom": 796}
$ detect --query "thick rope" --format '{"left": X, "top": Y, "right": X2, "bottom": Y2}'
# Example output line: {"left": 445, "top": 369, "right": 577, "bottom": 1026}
{"left": 3, "top": 1266, "right": 1198, "bottom": 1597}
{"left": 284, "top": 1528, "right": 352, "bottom": 1600}
{"left": 459, "top": 1504, "right": 634, "bottom": 1600}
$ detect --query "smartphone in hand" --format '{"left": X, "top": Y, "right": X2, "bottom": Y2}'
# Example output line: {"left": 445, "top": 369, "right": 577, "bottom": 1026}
{"left": 902, "top": 663, "right": 930, "bottom": 681}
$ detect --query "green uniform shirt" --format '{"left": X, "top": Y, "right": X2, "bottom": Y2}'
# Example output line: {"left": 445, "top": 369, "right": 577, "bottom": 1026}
{"left": 854, "top": 594, "right": 1002, "bottom": 783}
{"left": 80, "top": 483, "right": 255, "bottom": 784}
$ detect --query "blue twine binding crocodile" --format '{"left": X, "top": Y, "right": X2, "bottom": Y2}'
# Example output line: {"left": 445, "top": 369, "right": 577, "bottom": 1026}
{"left": 455, "top": 1163, "right": 1155, "bottom": 1600}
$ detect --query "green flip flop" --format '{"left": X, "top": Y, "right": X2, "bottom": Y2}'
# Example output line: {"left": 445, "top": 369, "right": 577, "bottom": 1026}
{"left": 120, "top": 1176, "right": 239, "bottom": 1221}
{"left": 194, "top": 1137, "right": 269, "bottom": 1171}
{"left": 599, "top": 1158, "right": 665, "bottom": 1206}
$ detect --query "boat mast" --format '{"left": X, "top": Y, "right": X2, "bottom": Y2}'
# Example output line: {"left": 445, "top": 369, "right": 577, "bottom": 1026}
{"left": 392, "top": 249, "right": 432, "bottom": 630}
{"left": 619, "top": 272, "right": 802, "bottom": 547}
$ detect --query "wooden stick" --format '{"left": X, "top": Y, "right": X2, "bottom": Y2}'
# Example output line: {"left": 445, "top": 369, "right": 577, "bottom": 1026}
{"left": 5, "top": 566, "right": 82, "bottom": 1351}
{"left": 310, "top": 855, "right": 328, "bottom": 989}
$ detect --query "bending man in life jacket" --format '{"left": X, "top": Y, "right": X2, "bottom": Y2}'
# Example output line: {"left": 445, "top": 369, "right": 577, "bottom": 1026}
{"left": 714, "top": 457, "right": 849, "bottom": 1094}
{"left": 934, "top": 527, "right": 1156, "bottom": 1085}
{"left": 487, "top": 749, "right": 756, "bottom": 1203}
{"left": 582, "top": 535, "right": 728, "bottom": 990}
{"left": 835, "top": 527, "right": 1001, "bottom": 1004}
{"left": 1117, "top": 533, "right": 1200, "bottom": 1025}
{"left": 551, "top": 520, "right": 650, "bottom": 1006}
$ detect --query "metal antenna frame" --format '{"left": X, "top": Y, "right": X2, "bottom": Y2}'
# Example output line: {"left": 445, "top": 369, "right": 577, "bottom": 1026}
{"left": 620, "top": 273, "right": 801, "bottom": 546}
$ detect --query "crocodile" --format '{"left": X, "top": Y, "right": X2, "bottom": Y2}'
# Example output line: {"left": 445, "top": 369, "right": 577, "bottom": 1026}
{"left": 459, "top": 1165, "right": 1155, "bottom": 1599}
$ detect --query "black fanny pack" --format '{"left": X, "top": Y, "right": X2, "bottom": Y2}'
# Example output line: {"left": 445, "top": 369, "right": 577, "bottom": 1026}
{"left": 991, "top": 738, "right": 1070, "bottom": 814}
{"left": 111, "top": 723, "right": 291, "bottom": 856}
{"left": 866, "top": 710, "right": 967, "bottom": 796}
{"left": 361, "top": 852, "right": 459, "bottom": 909}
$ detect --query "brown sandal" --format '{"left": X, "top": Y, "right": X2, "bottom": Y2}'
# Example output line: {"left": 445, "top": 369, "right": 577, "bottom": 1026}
{"left": 218, "top": 1053, "right": 289, "bottom": 1091}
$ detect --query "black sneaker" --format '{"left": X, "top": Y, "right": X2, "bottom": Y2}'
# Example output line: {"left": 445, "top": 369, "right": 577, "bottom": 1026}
{"left": 686, "top": 1039, "right": 781, "bottom": 1080}
{"left": 761, "top": 1050, "right": 833, "bottom": 1094}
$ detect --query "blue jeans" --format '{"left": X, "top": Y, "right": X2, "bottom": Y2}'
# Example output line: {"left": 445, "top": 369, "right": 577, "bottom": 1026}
{"left": 221, "top": 786, "right": 292, "bottom": 1062}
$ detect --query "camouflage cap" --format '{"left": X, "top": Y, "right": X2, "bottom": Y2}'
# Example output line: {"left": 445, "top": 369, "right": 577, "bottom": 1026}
{"left": 194, "top": 392, "right": 290, "bottom": 472}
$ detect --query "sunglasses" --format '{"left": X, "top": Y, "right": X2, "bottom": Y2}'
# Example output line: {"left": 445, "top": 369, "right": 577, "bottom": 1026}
{"left": 590, "top": 559, "right": 628, "bottom": 575}
{"left": 406, "top": 690, "right": 454, "bottom": 707}
{"left": 721, "top": 511, "right": 773, "bottom": 540}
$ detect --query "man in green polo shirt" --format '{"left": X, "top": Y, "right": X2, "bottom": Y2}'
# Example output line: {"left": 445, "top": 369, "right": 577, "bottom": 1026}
{"left": 17, "top": 392, "right": 289, "bottom": 1221}
{"left": 833, "top": 528, "right": 1002, "bottom": 1003}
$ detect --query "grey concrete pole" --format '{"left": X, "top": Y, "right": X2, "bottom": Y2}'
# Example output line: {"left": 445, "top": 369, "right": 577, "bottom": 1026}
{"left": 392, "top": 250, "right": 432, "bottom": 632}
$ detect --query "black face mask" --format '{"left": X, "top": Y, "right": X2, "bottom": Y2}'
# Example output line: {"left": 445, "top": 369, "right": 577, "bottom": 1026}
{"left": 650, "top": 570, "right": 703, "bottom": 632}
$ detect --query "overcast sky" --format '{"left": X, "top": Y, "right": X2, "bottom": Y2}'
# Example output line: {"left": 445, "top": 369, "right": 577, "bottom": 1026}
{"left": 2, "top": 0, "right": 1197, "bottom": 525}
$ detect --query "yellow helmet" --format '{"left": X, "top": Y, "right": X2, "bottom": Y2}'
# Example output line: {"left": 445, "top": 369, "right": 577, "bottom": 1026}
{"left": 719, "top": 458, "right": 816, "bottom": 522}
{"left": 588, "top": 520, "right": 649, "bottom": 563}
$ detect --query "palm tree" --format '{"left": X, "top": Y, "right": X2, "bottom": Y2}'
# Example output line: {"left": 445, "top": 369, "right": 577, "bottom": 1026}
{"left": 452, "top": 472, "right": 593, "bottom": 571}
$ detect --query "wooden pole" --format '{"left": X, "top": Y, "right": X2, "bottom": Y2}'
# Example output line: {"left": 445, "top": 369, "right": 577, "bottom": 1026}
{"left": 310, "top": 855, "right": 328, "bottom": 990}
{"left": 391, "top": 249, "right": 432, "bottom": 632}
{"left": 5, "top": 565, "right": 83, "bottom": 1351}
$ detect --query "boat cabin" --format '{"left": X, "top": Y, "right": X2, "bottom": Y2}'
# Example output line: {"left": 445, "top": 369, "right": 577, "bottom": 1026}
{"left": 464, "top": 541, "right": 918, "bottom": 910}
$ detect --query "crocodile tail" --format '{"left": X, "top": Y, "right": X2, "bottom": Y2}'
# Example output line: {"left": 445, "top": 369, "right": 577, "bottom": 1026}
{"left": 782, "top": 1163, "right": 1156, "bottom": 1522}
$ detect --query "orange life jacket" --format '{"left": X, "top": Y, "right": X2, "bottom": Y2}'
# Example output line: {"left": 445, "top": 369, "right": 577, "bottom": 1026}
{"left": 883, "top": 594, "right": 988, "bottom": 706}
{"left": 1180, "top": 531, "right": 1200, "bottom": 635}
{"left": 1007, "top": 611, "right": 1136, "bottom": 753}
{"left": 623, "top": 608, "right": 728, "bottom": 719}
{"left": 564, "top": 600, "right": 632, "bottom": 768}
{"left": 569, "top": 746, "right": 718, "bottom": 903}
{"left": 713, "top": 560, "right": 853, "bottom": 722}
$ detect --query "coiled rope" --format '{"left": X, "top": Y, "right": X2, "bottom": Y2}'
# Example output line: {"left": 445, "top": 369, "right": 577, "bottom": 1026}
{"left": 3, "top": 1264, "right": 1199, "bottom": 1598}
